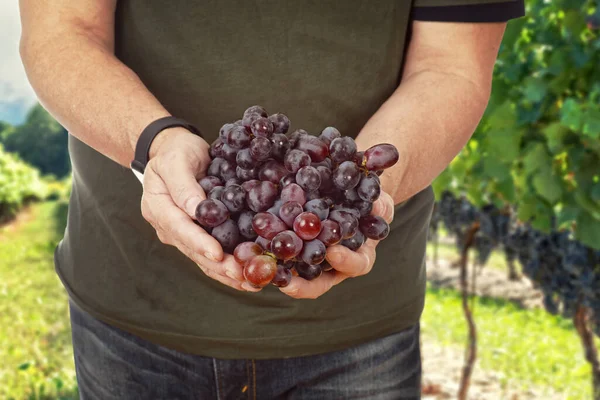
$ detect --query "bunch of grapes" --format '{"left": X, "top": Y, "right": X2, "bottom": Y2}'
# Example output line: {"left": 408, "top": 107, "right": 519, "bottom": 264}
{"left": 194, "top": 105, "right": 399, "bottom": 289}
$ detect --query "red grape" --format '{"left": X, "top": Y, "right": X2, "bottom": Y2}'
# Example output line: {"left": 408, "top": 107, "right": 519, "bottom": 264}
{"left": 236, "top": 148, "right": 257, "bottom": 169}
{"left": 353, "top": 150, "right": 364, "bottom": 165}
{"left": 359, "top": 215, "right": 390, "bottom": 240}
{"left": 329, "top": 209, "right": 358, "bottom": 239}
{"left": 225, "top": 125, "right": 251, "bottom": 149}
{"left": 284, "top": 149, "right": 311, "bottom": 173}
{"left": 234, "top": 242, "right": 263, "bottom": 266}
{"left": 219, "top": 123, "right": 235, "bottom": 139}
{"left": 293, "top": 212, "right": 322, "bottom": 240}
{"left": 304, "top": 199, "right": 329, "bottom": 220}
{"left": 244, "top": 105, "right": 268, "bottom": 118}
{"left": 294, "top": 135, "right": 329, "bottom": 162}
{"left": 208, "top": 158, "right": 225, "bottom": 176}
{"left": 251, "top": 117, "right": 274, "bottom": 138}
{"left": 271, "top": 230, "right": 303, "bottom": 260}
{"left": 341, "top": 230, "right": 365, "bottom": 251}
{"left": 220, "top": 184, "right": 246, "bottom": 213}
{"left": 357, "top": 172, "right": 381, "bottom": 202}
{"left": 199, "top": 176, "right": 223, "bottom": 194}
{"left": 295, "top": 262, "right": 323, "bottom": 281}
{"left": 281, "top": 183, "right": 306, "bottom": 206}
{"left": 218, "top": 159, "right": 237, "bottom": 181}
{"left": 306, "top": 190, "right": 321, "bottom": 201}
{"left": 267, "top": 199, "right": 284, "bottom": 216}
{"left": 279, "top": 201, "right": 304, "bottom": 227}
{"left": 271, "top": 133, "right": 290, "bottom": 160}
{"left": 252, "top": 212, "right": 288, "bottom": 240}
{"left": 300, "top": 239, "right": 327, "bottom": 265}
{"left": 279, "top": 174, "right": 296, "bottom": 188}
{"left": 316, "top": 166, "right": 333, "bottom": 192}
{"left": 333, "top": 161, "right": 360, "bottom": 190}
{"left": 363, "top": 144, "right": 399, "bottom": 170}
{"left": 221, "top": 144, "right": 238, "bottom": 163}
{"left": 250, "top": 137, "right": 272, "bottom": 161}
{"left": 272, "top": 264, "right": 292, "bottom": 287}
{"left": 237, "top": 211, "right": 257, "bottom": 240}
{"left": 208, "top": 186, "right": 226, "bottom": 201}
{"left": 321, "top": 260, "right": 333, "bottom": 272}
{"left": 258, "top": 160, "right": 289, "bottom": 184}
{"left": 236, "top": 166, "right": 258, "bottom": 181}
{"left": 211, "top": 219, "right": 240, "bottom": 253}
{"left": 241, "top": 179, "right": 261, "bottom": 192}
{"left": 247, "top": 181, "right": 278, "bottom": 212}
{"left": 242, "top": 113, "right": 261, "bottom": 133}
{"left": 225, "top": 178, "right": 242, "bottom": 187}
{"left": 195, "top": 199, "right": 229, "bottom": 228}
{"left": 243, "top": 255, "right": 277, "bottom": 288}
{"left": 319, "top": 127, "right": 341, "bottom": 146}
{"left": 354, "top": 200, "right": 373, "bottom": 217}
{"left": 296, "top": 166, "right": 321, "bottom": 191}
{"left": 255, "top": 236, "right": 272, "bottom": 251}
{"left": 329, "top": 136, "right": 357, "bottom": 163}
{"left": 210, "top": 137, "right": 225, "bottom": 158}
{"left": 317, "top": 219, "right": 342, "bottom": 246}
{"left": 269, "top": 113, "right": 290, "bottom": 134}
{"left": 288, "top": 129, "right": 308, "bottom": 148}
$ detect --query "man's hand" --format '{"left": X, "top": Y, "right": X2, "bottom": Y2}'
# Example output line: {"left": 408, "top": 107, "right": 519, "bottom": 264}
{"left": 279, "top": 191, "right": 395, "bottom": 299}
{"left": 140, "top": 129, "right": 258, "bottom": 292}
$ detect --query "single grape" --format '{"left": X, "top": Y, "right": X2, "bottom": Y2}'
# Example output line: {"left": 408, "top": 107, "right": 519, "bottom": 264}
{"left": 359, "top": 215, "right": 390, "bottom": 240}
{"left": 293, "top": 212, "right": 322, "bottom": 240}
{"left": 332, "top": 205, "right": 361, "bottom": 219}
{"left": 208, "top": 186, "right": 226, "bottom": 201}
{"left": 247, "top": 181, "right": 278, "bottom": 212}
{"left": 242, "top": 113, "right": 261, "bottom": 133}
{"left": 199, "top": 176, "right": 223, "bottom": 194}
{"left": 225, "top": 125, "right": 251, "bottom": 149}
{"left": 342, "top": 230, "right": 365, "bottom": 251}
{"left": 252, "top": 212, "right": 288, "bottom": 240}
{"left": 363, "top": 144, "right": 399, "bottom": 170}
{"left": 321, "top": 260, "right": 333, "bottom": 272}
{"left": 316, "top": 166, "right": 333, "bottom": 192}
{"left": 219, "top": 123, "right": 235, "bottom": 139}
{"left": 304, "top": 199, "right": 329, "bottom": 220}
{"left": 236, "top": 148, "right": 257, "bottom": 169}
{"left": 233, "top": 242, "right": 263, "bottom": 266}
{"left": 207, "top": 158, "right": 225, "bottom": 177}
{"left": 281, "top": 183, "right": 307, "bottom": 206}
{"left": 271, "top": 133, "right": 290, "bottom": 160}
{"left": 271, "top": 264, "right": 292, "bottom": 287}
{"left": 306, "top": 190, "right": 321, "bottom": 201}
{"left": 288, "top": 129, "right": 308, "bottom": 148}
{"left": 258, "top": 160, "right": 289, "bottom": 184}
{"left": 333, "top": 161, "right": 361, "bottom": 190}
{"left": 329, "top": 209, "right": 358, "bottom": 239}
{"left": 267, "top": 199, "right": 284, "bottom": 216}
{"left": 212, "top": 219, "right": 240, "bottom": 253}
{"left": 220, "top": 184, "right": 246, "bottom": 213}
{"left": 353, "top": 151, "right": 365, "bottom": 165}
{"left": 329, "top": 137, "right": 357, "bottom": 163}
{"left": 244, "top": 105, "right": 268, "bottom": 118}
{"left": 300, "top": 239, "right": 327, "bottom": 265}
{"left": 243, "top": 255, "right": 277, "bottom": 288}
{"left": 255, "top": 236, "right": 272, "bottom": 251}
{"left": 279, "top": 174, "right": 296, "bottom": 188}
{"left": 238, "top": 211, "right": 257, "bottom": 240}
{"left": 236, "top": 166, "right": 258, "bottom": 180}
{"left": 251, "top": 117, "right": 274, "bottom": 138}
{"left": 317, "top": 219, "right": 342, "bottom": 246}
{"left": 344, "top": 188, "right": 360, "bottom": 203}
{"left": 296, "top": 166, "right": 321, "bottom": 191}
{"left": 295, "top": 262, "right": 323, "bottom": 281}
{"left": 219, "top": 159, "right": 237, "bottom": 182}
{"left": 294, "top": 135, "right": 329, "bottom": 162}
{"left": 284, "top": 149, "right": 311, "bottom": 173}
{"left": 241, "top": 179, "right": 261, "bottom": 192}
{"left": 279, "top": 201, "right": 304, "bottom": 227}
{"left": 210, "top": 137, "right": 225, "bottom": 159}
{"left": 271, "top": 230, "right": 304, "bottom": 260}
{"left": 319, "top": 127, "right": 341, "bottom": 146}
{"left": 221, "top": 144, "right": 238, "bottom": 163}
{"left": 354, "top": 200, "right": 373, "bottom": 217}
{"left": 250, "top": 137, "right": 272, "bottom": 161}
{"left": 357, "top": 172, "right": 381, "bottom": 202}
{"left": 269, "top": 113, "right": 290, "bottom": 134}
{"left": 225, "top": 178, "right": 242, "bottom": 187}
{"left": 195, "top": 199, "right": 229, "bottom": 228}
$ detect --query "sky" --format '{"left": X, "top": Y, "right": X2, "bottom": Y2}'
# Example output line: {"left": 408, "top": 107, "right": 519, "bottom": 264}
{"left": 0, "top": 0, "right": 38, "bottom": 125}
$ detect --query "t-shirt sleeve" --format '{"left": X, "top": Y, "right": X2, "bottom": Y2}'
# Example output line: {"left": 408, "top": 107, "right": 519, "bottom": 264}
{"left": 413, "top": 0, "right": 525, "bottom": 23}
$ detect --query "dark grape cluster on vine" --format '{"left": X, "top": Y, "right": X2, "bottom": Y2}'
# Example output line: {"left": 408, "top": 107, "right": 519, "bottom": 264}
{"left": 432, "top": 191, "right": 600, "bottom": 336}
{"left": 195, "top": 106, "right": 399, "bottom": 289}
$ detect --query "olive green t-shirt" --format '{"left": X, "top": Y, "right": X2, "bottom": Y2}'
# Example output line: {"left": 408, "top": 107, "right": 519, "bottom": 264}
{"left": 56, "top": 0, "right": 524, "bottom": 359}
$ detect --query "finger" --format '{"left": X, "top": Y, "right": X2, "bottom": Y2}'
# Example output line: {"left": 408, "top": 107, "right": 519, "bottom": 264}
{"left": 143, "top": 173, "right": 224, "bottom": 261}
{"left": 279, "top": 271, "right": 347, "bottom": 299}
{"left": 325, "top": 240, "right": 377, "bottom": 277}
{"left": 371, "top": 191, "right": 395, "bottom": 223}
{"left": 149, "top": 154, "right": 206, "bottom": 219}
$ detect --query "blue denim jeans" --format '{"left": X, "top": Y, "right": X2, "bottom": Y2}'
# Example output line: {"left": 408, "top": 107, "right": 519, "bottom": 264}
{"left": 69, "top": 301, "right": 421, "bottom": 399}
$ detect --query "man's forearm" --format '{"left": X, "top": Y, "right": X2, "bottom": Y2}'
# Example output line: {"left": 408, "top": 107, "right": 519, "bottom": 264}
{"left": 355, "top": 70, "right": 490, "bottom": 205}
{"left": 20, "top": 24, "right": 174, "bottom": 167}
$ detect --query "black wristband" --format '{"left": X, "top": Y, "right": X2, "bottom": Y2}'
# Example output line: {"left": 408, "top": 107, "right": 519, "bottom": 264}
{"left": 130, "top": 116, "right": 202, "bottom": 174}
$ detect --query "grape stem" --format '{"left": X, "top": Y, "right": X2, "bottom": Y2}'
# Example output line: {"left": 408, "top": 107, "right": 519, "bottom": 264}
{"left": 574, "top": 304, "right": 600, "bottom": 400}
{"left": 457, "top": 221, "right": 480, "bottom": 400}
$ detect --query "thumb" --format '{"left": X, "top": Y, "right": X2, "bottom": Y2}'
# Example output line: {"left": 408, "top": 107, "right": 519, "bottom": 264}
{"left": 371, "top": 191, "right": 394, "bottom": 223}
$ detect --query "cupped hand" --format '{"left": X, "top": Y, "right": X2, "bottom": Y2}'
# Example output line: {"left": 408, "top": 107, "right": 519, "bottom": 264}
{"left": 279, "top": 191, "right": 395, "bottom": 299}
{"left": 139, "top": 128, "right": 257, "bottom": 292}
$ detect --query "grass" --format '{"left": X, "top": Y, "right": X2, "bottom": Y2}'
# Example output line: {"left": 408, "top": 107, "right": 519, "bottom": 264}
{"left": 422, "top": 286, "right": 594, "bottom": 399}
{"left": 0, "top": 201, "right": 77, "bottom": 400}
{"left": 0, "top": 201, "right": 597, "bottom": 399}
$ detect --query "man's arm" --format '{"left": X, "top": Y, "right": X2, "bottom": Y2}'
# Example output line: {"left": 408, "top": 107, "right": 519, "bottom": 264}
{"left": 355, "top": 21, "right": 506, "bottom": 205}
{"left": 19, "top": 1, "right": 253, "bottom": 291}
{"left": 282, "top": 21, "right": 506, "bottom": 299}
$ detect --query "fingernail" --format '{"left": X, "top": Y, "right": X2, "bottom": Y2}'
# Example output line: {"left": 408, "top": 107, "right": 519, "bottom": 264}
{"left": 204, "top": 252, "right": 218, "bottom": 262}
{"left": 242, "top": 282, "right": 261, "bottom": 292}
{"left": 328, "top": 251, "right": 343, "bottom": 264}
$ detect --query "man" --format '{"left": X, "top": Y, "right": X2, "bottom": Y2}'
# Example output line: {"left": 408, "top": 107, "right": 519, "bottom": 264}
{"left": 20, "top": 1, "right": 524, "bottom": 399}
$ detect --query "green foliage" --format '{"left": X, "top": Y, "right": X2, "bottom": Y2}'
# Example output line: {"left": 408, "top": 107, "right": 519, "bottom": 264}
{"left": 2, "top": 104, "right": 70, "bottom": 179}
{"left": 433, "top": 0, "right": 600, "bottom": 249}
{"left": 0, "top": 144, "right": 47, "bottom": 222}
